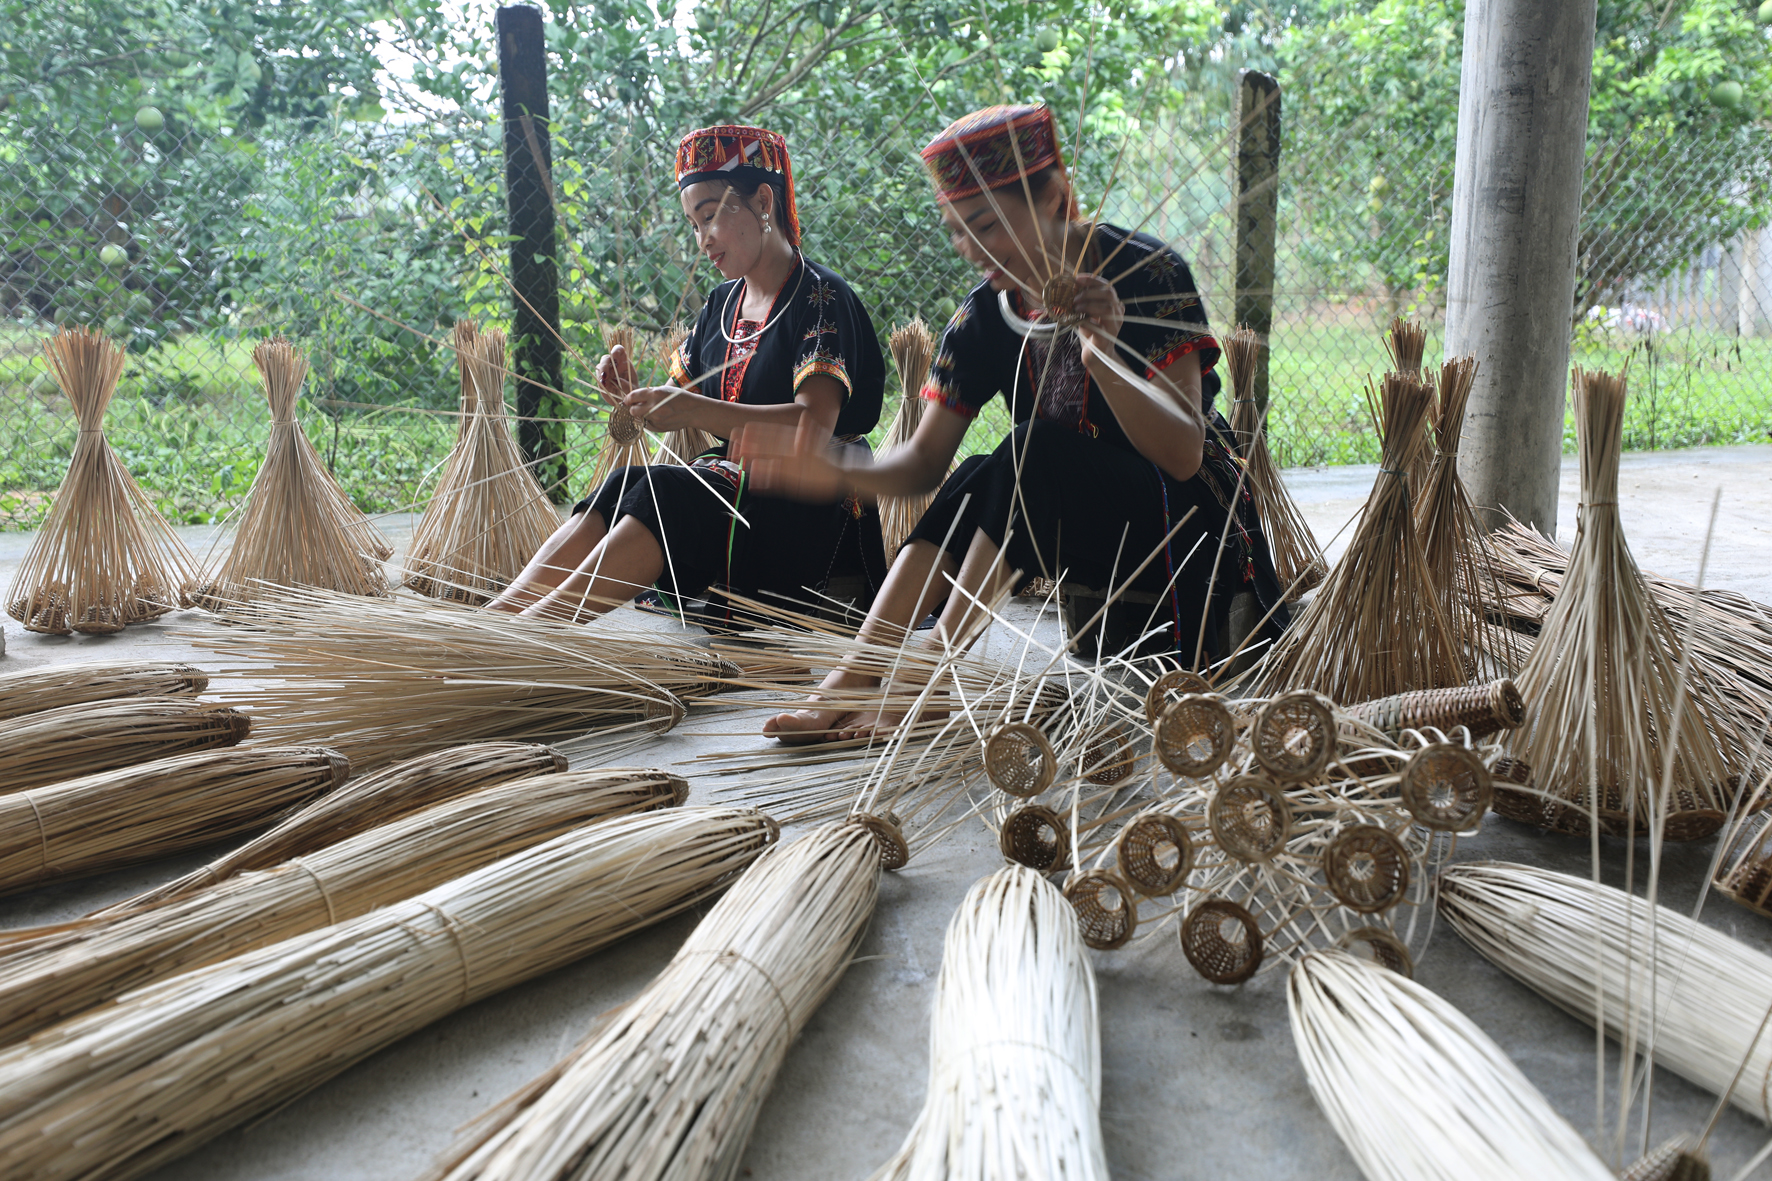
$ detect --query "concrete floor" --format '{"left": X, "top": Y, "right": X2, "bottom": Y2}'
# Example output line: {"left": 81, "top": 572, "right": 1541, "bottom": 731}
{"left": 3, "top": 445, "right": 1772, "bottom": 1179}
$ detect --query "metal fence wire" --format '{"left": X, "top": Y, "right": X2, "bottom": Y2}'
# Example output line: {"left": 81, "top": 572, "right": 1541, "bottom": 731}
{"left": 3, "top": 79, "right": 1770, "bottom": 531}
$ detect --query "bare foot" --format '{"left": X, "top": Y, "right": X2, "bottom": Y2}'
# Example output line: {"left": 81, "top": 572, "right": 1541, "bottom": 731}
{"left": 762, "top": 704, "right": 857, "bottom": 745}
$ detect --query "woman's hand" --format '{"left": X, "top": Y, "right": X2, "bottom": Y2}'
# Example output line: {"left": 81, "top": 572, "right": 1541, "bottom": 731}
{"left": 731, "top": 416, "right": 849, "bottom": 503}
{"left": 1072, "top": 272, "right": 1125, "bottom": 366}
{"left": 595, "top": 344, "right": 636, "bottom": 405}
{"left": 622, "top": 384, "right": 704, "bottom": 432}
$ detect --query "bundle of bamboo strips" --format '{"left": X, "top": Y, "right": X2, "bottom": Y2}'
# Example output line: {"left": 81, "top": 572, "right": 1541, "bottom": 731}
{"left": 405, "top": 325, "right": 559, "bottom": 604}
{"left": 1502, "top": 369, "right": 1737, "bottom": 839}
{"left": 584, "top": 324, "right": 656, "bottom": 492}
{"left": 194, "top": 587, "right": 721, "bottom": 769}
{"left": 426, "top": 817, "right": 889, "bottom": 1181}
{"left": 1288, "top": 949, "right": 1614, "bottom": 1181}
{"left": 1440, "top": 861, "right": 1772, "bottom": 1123}
{"left": 183, "top": 337, "right": 390, "bottom": 613}
{"left": 1414, "top": 356, "right": 1520, "bottom": 675}
{"left": 869, "top": 865, "right": 1106, "bottom": 1181}
{"left": 98, "top": 740, "right": 566, "bottom": 915}
{"left": 0, "top": 767, "right": 686, "bottom": 1045}
{"left": 0, "top": 806, "right": 774, "bottom": 1181}
{"left": 0, "top": 660, "right": 206, "bottom": 722}
{"left": 0, "top": 698, "right": 249, "bottom": 793}
{"left": 1251, "top": 370, "right": 1464, "bottom": 702}
{"left": 5, "top": 327, "right": 197, "bottom": 634}
{"left": 1385, "top": 317, "right": 1436, "bottom": 497}
{"left": 879, "top": 318, "right": 941, "bottom": 557}
{"left": 1224, "top": 326, "right": 1325, "bottom": 600}
{"left": 0, "top": 745, "right": 346, "bottom": 896}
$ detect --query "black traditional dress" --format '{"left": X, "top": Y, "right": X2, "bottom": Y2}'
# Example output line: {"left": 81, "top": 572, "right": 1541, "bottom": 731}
{"left": 575, "top": 253, "right": 888, "bottom": 622}
{"left": 909, "top": 223, "right": 1289, "bottom": 664}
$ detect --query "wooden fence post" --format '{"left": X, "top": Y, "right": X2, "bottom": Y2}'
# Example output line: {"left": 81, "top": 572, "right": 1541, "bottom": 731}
{"left": 497, "top": 4, "right": 568, "bottom": 502}
{"left": 1234, "top": 70, "right": 1282, "bottom": 424}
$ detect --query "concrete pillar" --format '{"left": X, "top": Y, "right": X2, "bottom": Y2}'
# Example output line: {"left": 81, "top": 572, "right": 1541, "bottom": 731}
{"left": 1444, "top": 0, "right": 1597, "bottom": 534}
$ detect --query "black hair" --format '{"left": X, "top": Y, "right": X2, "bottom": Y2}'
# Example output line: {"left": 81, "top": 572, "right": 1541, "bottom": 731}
{"left": 721, "top": 169, "right": 788, "bottom": 224}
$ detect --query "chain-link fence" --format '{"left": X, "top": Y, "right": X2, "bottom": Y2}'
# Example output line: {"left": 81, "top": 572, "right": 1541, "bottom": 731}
{"left": 4, "top": 71, "right": 1771, "bottom": 531}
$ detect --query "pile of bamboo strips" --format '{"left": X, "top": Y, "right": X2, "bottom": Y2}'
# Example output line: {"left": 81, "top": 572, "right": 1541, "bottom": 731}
{"left": 0, "top": 806, "right": 776, "bottom": 1181}
{"left": 0, "top": 698, "right": 250, "bottom": 792}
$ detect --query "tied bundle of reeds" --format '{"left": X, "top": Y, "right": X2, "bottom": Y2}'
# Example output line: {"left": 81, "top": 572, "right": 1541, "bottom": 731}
{"left": 584, "top": 324, "right": 656, "bottom": 492}
{"left": 0, "top": 698, "right": 249, "bottom": 793}
{"left": 426, "top": 817, "right": 891, "bottom": 1181}
{"left": 0, "top": 660, "right": 206, "bottom": 722}
{"left": 195, "top": 587, "right": 720, "bottom": 769}
{"left": 99, "top": 741, "right": 567, "bottom": 915}
{"left": 0, "top": 745, "right": 346, "bottom": 897}
{"left": 405, "top": 325, "right": 559, "bottom": 604}
{"left": 868, "top": 865, "right": 1107, "bottom": 1181}
{"left": 1288, "top": 949, "right": 1614, "bottom": 1181}
{"left": 879, "top": 318, "right": 941, "bottom": 557}
{"left": 1503, "top": 369, "right": 1737, "bottom": 840}
{"left": 0, "top": 806, "right": 775, "bottom": 1181}
{"left": 1224, "top": 326, "right": 1325, "bottom": 600}
{"left": 1415, "top": 356, "right": 1519, "bottom": 675}
{"left": 183, "top": 337, "right": 390, "bottom": 613}
{"left": 0, "top": 767, "right": 686, "bottom": 1045}
{"left": 1385, "top": 317, "right": 1437, "bottom": 497}
{"left": 1251, "top": 370, "right": 1464, "bottom": 702}
{"left": 5, "top": 327, "right": 197, "bottom": 634}
{"left": 1441, "top": 862, "right": 1772, "bottom": 1125}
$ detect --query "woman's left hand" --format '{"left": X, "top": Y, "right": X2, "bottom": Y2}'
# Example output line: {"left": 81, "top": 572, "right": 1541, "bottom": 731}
{"left": 623, "top": 384, "right": 703, "bottom": 432}
{"left": 1073, "top": 272, "right": 1125, "bottom": 364}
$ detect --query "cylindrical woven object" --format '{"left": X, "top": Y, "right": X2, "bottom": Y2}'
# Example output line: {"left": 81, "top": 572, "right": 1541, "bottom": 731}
{"left": 100, "top": 741, "right": 569, "bottom": 915}
{"left": 868, "top": 865, "right": 1107, "bottom": 1181}
{"left": 1063, "top": 869, "right": 1136, "bottom": 951}
{"left": 1288, "top": 950, "right": 1614, "bottom": 1181}
{"left": 0, "top": 768, "right": 687, "bottom": 1045}
{"left": 0, "top": 806, "right": 775, "bottom": 1181}
{"left": 424, "top": 818, "right": 885, "bottom": 1181}
{"left": 998, "top": 804, "right": 1070, "bottom": 873}
{"left": 0, "top": 698, "right": 250, "bottom": 794}
{"left": 1346, "top": 679, "right": 1524, "bottom": 740}
{"left": 0, "top": 661, "right": 207, "bottom": 723}
{"left": 1181, "top": 897, "right": 1263, "bottom": 984}
{"left": 0, "top": 745, "right": 346, "bottom": 897}
{"left": 1441, "top": 861, "right": 1772, "bottom": 1123}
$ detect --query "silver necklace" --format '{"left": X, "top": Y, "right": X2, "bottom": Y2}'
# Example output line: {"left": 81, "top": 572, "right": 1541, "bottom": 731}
{"left": 718, "top": 251, "right": 806, "bottom": 345}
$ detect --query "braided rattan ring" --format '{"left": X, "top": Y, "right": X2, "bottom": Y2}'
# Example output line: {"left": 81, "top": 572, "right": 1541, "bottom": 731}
{"left": 1251, "top": 690, "right": 1335, "bottom": 781}
{"left": 1400, "top": 743, "right": 1493, "bottom": 832}
{"left": 852, "top": 812, "right": 909, "bottom": 871}
{"left": 1143, "top": 668, "right": 1212, "bottom": 723}
{"left": 1335, "top": 926, "right": 1415, "bottom": 978}
{"left": 1064, "top": 869, "right": 1138, "bottom": 950}
{"left": 1181, "top": 898, "right": 1264, "bottom": 984}
{"left": 1155, "top": 694, "right": 1236, "bottom": 778}
{"left": 1322, "top": 825, "right": 1411, "bottom": 913}
{"left": 1083, "top": 723, "right": 1136, "bottom": 785}
{"left": 1208, "top": 775, "right": 1292, "bottom": 863}
{"left": 999, "top": 804, "right": 1070, "bottom": 873}
{"left": 1114, "top": 811, "right": 1193, "bottom": 896}
{"left": 984, "top": 722, "right": 1056, "bottom": 799}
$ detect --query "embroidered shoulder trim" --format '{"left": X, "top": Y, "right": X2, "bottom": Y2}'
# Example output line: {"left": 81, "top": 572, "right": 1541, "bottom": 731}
{"left": 920, "top": 379, "right": 978, "bottom": 419}
{"left": 794, "top": 351, "right": 851, "bottom": 395}
{"left": 1146, "top": 332, "right": 1220, "bottom": 378}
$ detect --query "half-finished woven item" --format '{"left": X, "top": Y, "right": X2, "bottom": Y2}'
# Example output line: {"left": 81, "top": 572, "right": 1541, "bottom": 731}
{"left": 1224, "top": 325, "right": 1324, "bottom": 600}
{"left": 0, "top": 660, "right": 206, "bottom": 723}
{"left": 5, "top": 327, "right": 197, "bottom": 634}
{"left": 183, "top": 336, "right": 389, "bottom": 613}
{"left": 583, "top": 324, "right": 657, "bottom": 494}
{"left": 0, "top": 806, "right": 776, "bottom": 1181}
{"left": 0, "top": 697, "right": 250, "bottom": 794}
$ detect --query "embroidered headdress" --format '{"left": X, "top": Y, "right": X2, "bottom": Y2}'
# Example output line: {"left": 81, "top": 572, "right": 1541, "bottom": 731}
{"left": 920, "top": 105, "right": 1067, "bottom": 204}
{"left": 675, "top": 124, "right": 801, "bottom": 246}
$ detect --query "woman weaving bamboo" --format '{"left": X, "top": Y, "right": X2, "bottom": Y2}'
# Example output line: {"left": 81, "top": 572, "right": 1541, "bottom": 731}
{"left": 489, "top": 124, "right": 886, "bottom": 624}
{"left": 736, "top": 104, "right": 1290, "bottom": 742}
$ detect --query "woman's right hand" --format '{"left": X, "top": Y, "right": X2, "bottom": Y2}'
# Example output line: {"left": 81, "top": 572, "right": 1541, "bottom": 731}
{"left": 595, "top": 344, "right": 636, "bottom": 405}
{"left": 731, "top": 417, "right": 849, "bottom": 503}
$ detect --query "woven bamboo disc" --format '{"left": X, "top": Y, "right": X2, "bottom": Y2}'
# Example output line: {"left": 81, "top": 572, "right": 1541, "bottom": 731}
{"left": 999, "top": 804, "right": 1070, "bottom": 873}
{"left": 1063, "top": 869, "right": 1137, "bottom": 950}
{"left": 1114, "top": 811, "right": 1192, "bottom": 896}
{"left": 852, "top": 811, "right": 909, "bottom": 871}
{"left": 984, "top": 722, "right": 1056, "bottom": 798}
{"left": 1348, "top": 679, "right": 1525, "bottom": 741}
{"left": 1082, "top": 723, "right": 1135, "bottom": 785}
{"left": 1251, "top": 691, "right": 1334, "bottom": 781}
{"left": 1321, "top": 825, "right": 1411, "bottom": 914}
{"left": 0, "top": 698, "right": 251, "bottom": 795}
{"left": 1155, "top": 693, "right": 1236, "bottom": 778}
{"left": 1181, "top": 897, "right": 1264, "bottom": 984}
{"left": 1399, "top": 743, "right": 1492, "bottom": 832}
{"left": 1334, "top": 926, "right": 1415, "bottom": 979}
{"left": 1144, "top": 668, "right": 1212, "bottom": 722}
{"left": 1209, "top": 774, "right": 1292, "bottom": 862}
{"left": 0, "top": 661, "right": 207, "bottom": 724}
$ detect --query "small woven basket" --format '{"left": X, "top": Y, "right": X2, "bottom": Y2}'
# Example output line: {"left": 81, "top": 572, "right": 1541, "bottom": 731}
{"left": 1155, "top": 693, "right": 1236, "bottom": 778}
{"left": 999, "top": 804, "right": 1070, "bottom": 873}
{"left": 984, "top": 723, "right": 1056, "bottom": 799}
{"left": 1180, "top": 897, "right": 1264, "bottom": 984}
{"left": 1114, "top": 811, "right": 1193, "bottom": 897}
{"left": 1063, "top": 869, "right": 1137, "bottom": 950}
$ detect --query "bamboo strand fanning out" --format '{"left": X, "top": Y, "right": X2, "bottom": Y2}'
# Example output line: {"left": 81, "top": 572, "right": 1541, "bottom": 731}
{"left": 1224, "top": 325, "right": 1326, "bottom": 600}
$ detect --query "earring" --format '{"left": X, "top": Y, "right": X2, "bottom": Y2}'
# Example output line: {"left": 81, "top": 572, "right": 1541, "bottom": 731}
{"left": 762, "top": 214, "right": 772, "bottom": 234}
